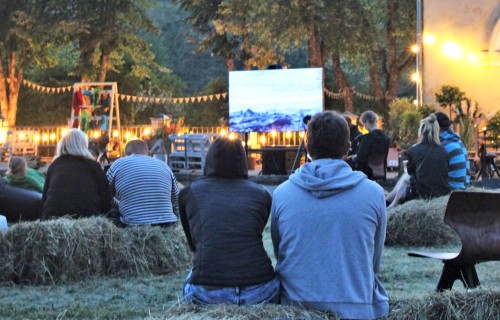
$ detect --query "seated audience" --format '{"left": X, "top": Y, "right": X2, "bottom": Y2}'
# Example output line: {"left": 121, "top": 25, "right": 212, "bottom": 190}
{"left": 0, "top": 179, "right": 41, "bottom": 222}
{"left": 348, "top": 110, "right": 390, "bottom": 180}
{"left": 345, "top": 116, "right": 362, "bottom": 155}
{"left": 271, "top": 111, "right": 388, "bottom": 319}
{"left": 40, "top": 129, "right": 111, "bottom": 219}
{"left": 386, "top": 114, "right": 450, "bottom": 208}
{"left": 435, "top": 112, "right": 470, "bottom": 189}
{"left": 106, "top": 139, "right": 179, "bottom": 227}
{"left": 180, "top": 137, "right": 279, "bottom": 306}
{"left": 3, "top": 156, "right": 45, "bottom": 192}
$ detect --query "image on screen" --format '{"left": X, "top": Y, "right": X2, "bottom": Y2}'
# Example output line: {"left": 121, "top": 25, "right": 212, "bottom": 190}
{"left": 229, "top": 68, "right": 323, "bottom": 132}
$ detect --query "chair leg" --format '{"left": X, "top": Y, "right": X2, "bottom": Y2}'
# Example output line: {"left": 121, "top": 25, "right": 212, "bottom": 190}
{"left": 436, "top": 263, "right": 480, "bottom": 292}
{"left": 459, "top": 265, "right": 480, "bottom": 290}
{"left": 436, "top": 263, "right": 460, "bottom": 292}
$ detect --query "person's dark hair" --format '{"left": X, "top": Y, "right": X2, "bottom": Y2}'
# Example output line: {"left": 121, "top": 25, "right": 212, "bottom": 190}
{"left": 125, "top": 139, "right": 149, "bottom": 156}
{"left": 204, "top": 137, "right": 248, "bottom": 179}
{"left": 306, "top": 111, "right": 350, "bottom": 160}
{"left": 435, "top": 112, "right": 451, "bottom": 129}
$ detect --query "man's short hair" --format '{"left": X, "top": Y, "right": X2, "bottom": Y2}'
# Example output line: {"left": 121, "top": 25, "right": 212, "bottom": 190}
{"left": 435, "top": 112, "right": 451, "bottom": 129}
{"left": 125, "top": 139, "right": 149, "bottom": 156}
{"left": 307, "top": 111, "right": 350, "bottom": 160}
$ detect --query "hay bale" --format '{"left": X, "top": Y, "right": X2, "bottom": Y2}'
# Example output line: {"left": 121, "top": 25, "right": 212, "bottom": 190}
{"left": 2, "top": 217, "right": 190, "bottom": 284}
{"left": 159, "top": 303, "right": 338, "bottom": 320}
{"left": 385, "top": 195, "right": 460, "bottom": 246}
{"left": 116, "top": 224, "right": 191, "bottom": 276}
{"left": 387, "top": 291, "right": 500, "bottom": 320}
{"left": 0, "top": 233, "right": 14, "bottom": 283}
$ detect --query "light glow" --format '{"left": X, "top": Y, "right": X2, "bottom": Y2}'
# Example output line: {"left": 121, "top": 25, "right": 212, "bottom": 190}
{"left": 411, "top": 72, "right": 420, "bottom": 82}
{"left": 259, "top": 135, "right": 266, "bottom": 145}
{"left": 441, "top": 41, "right": 463, "bottom": 59}
{"left": 228, "top": 132, "right": 236, "bottom": 140}
{"left": 423, "top": 34, "right": 435, "bottom": 44}
{"left": 411, "top": 44, "right": 419, "bottom": 53}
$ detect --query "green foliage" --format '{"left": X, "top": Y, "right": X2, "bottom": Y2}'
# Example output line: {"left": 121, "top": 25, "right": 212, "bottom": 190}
{"left": 182, "top": 77, "right": 228, "bottom": 127}
{"left": 455, "top": 99, "right": 482, "bottom": 150}
{"left": 486, "top": 111, "right": 500, "bottom": 147}
{"left": 386, "top": 98, "right": 433, "bottom": 150}
{"left": 434, "top": 85, "right": 466, "bottom": 116}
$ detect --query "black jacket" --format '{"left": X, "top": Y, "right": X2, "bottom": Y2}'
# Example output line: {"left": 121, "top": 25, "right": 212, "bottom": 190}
{"left": 179, "top": 138, "right": 276, "bottom": 286}
{"left": 40, "top": 155, "right": 111, "bottom": 219}
{"left": 407, "top": 141, "right": 450, "bottom": 199}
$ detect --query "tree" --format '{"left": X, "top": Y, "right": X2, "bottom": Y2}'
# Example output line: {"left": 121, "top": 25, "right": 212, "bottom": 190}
{"left": 0, "top": 1, "right": 67, "bottom": 126}
{"left": 434, "top": 85, "right": 466, "bottom": 119}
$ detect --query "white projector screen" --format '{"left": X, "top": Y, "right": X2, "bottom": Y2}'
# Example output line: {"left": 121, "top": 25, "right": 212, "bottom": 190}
{"left": 229, "top": 68, "right": 324, "bottom": 132}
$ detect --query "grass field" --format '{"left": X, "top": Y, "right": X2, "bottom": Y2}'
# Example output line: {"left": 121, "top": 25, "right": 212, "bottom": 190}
{"left": 1, "top": 226, "right": 500, "bottom": 319}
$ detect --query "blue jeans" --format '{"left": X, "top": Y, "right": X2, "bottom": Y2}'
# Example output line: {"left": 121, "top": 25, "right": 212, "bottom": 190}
{"left": 183, "top": 270, "right": 280, "bottom": 306}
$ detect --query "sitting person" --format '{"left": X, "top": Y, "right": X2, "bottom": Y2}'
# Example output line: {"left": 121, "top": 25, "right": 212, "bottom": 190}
{"left": 348, "top": 110, "right": 390, "bottom": 180}
{"left": 3, "top": 156, "right": 45, "bottom": 192}
{"left": 40, "top": 129, "right": 111, "bottom": 219}
{"left": 180, "top": 137, "right": 279, "bottom": 306}
{"left": 106, "top": 139, "right": 179, "bottom": 227}
{"left": 271, "top": 111, "right": 388, "bottom": 319}
{"left": 386, "top": 114, "right": 450, "bottom": 208}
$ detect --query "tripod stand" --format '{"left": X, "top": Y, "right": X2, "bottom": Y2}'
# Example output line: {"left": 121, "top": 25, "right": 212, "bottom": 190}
{"left": 290, "top": 116, "right": 312, "bottom": 173}
{"left": 476, "top": 143, "right": 500, "bottom": 180}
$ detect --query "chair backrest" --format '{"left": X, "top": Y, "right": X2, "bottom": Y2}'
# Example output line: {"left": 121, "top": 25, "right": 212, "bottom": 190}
{"left": 367, "top": 151, "right": 388, "bottom": 180}
{"left": 445, "top": 191, "right": 500, "bottom": 265}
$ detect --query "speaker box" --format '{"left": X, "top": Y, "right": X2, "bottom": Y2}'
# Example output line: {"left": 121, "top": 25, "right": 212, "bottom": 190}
{"left": 262, "top": 149, "right": 287, "bottom": 175}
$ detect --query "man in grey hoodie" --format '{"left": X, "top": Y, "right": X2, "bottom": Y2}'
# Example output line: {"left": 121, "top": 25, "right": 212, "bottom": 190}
{"left": 271, "top": 111, "right": 389, "bottom": 319}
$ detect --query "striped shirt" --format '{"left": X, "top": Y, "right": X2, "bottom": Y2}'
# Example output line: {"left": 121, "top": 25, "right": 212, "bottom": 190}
{"left": 440, "top": 129, "right": 470, "bottom": 190}
{"left": 106, "top": 154, "right": 179, "bottom": 226}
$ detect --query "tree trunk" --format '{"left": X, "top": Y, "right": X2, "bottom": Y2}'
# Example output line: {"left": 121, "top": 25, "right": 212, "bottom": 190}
{"left": 332, "top": 52, "right": 354, "bottom": 113}
{"left": 307, "top": 22, "right": 324, "bottom": 68}
{"left": 0, "top": 63, "right": 8, "bottom": 120}
{"left": 79, "top": 38, "right": 99, "bottom": 82}
{"left": 98, "top": 47, "right": 112, "bottom": 82}
{"left": 226, "top": 54, "right": 236, "bottom": 71}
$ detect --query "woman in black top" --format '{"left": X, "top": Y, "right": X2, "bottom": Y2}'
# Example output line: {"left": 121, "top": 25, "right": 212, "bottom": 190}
{"left": 179, "top": 137, "right": 279, "bottom": 306}
{"left": 40, "top": 129, "right": 111, "bottom": 219}
{"left": 386, "top": 114, "right": 450, "bottom": 208}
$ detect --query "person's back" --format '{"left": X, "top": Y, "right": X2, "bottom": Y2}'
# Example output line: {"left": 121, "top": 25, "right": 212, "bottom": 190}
{"left": 106, "top": 139, "right": 179, "bottom": 226}
{"left": 435, "top": 112, "right": 470, "bottom": 190}
{"left": 407, "top": 141, "right": 450, "bottom": 199}
{"left": 271, "top": 111, "right": 388, "bottom": 319}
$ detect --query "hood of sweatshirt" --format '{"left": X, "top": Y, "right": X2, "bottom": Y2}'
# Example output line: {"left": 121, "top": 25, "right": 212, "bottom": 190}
{"left": 440, "top": 129, "right": 460, "bottom": 142}
{"left": 289, "top": 158, "right": 367, "bottom": 198}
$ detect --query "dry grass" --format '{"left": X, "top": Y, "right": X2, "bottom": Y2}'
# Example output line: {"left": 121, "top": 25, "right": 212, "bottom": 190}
{"left": 0, "top": 217, "right": 190, "bottom": 284}
{"left": 157, "top": 303, "right": 339, "bottom": 320}
{"left": 385, "top": 195, "right": 460, "bottom": 246}
{"left": 387, "top": 291, "right": 500, "bottom": 320}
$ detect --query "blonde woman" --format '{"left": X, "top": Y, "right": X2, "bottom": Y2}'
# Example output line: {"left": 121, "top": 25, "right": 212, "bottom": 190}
{"left": 386, "top": 114, "right": 450, "bottom": 208}
{"left": 3, "top": 156, "right": 45, "bottom": 192}
{"left": 40, "top": 129, "right": 111, "bottom": 219}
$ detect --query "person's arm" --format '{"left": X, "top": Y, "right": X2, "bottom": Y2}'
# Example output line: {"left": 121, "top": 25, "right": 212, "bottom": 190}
{"left": 170, "top": 173, "right": 180, "bottom": 217}
{"left": 406, "top": 150, "right": 416, "bottom": 176}
{"left": 373, "top": 191, "right": 387, "bottom": 273}
{"left": 179, "top": 188, "right": 196, "bottom": 252}
{"left": 106, "top": 164, "right": 117, "bottom": 198}
{"left": 270, "top": 200, "right": 281, "bottom": 260}
{"left": 353, "top": 134, "right": 371, "bottom": 164}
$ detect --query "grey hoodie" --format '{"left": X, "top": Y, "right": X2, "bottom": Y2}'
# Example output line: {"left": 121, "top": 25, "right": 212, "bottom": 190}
{"left": 271, "top": 159, "right": 389, "bottom": 319}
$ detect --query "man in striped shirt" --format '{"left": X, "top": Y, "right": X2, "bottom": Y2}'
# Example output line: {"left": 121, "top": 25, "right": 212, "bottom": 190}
{"left": 106, "top": 139, "right": 179, "bottom": 227}
{"left": 435, "top": 112, "right": 470, "bottom": 190}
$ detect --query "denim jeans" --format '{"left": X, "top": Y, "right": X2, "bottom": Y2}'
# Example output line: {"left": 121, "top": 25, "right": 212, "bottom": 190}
{"left": 183, "top": 270, "right": 280, "bottom": 306}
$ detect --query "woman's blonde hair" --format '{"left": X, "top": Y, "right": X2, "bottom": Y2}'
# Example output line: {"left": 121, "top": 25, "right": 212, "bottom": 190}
{"left": 6, "top": 156, "right": 27, "bottom": 179}
{"left": 54, "top": 128, "right": 95, "bottom": 160}
{"left": 418, "top": 114, "right": 441, "bottom": 145}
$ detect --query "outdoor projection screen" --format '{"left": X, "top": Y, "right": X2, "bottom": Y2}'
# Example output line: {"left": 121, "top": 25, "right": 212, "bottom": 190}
{"left": 229, "top": 68, "right": 323, "bottom": 132}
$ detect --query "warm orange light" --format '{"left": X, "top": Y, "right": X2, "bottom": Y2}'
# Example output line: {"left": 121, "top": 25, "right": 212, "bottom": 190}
{"left": 92, "top": 131, "right": 100, "bottom": 139}
{"left": 271, "top": 130, "right": 277, "bottom": 138}
{"left": 411, "top": 44, "right": 419, "bottom": 53}
{"left": 411, "top": 72, "right": 420, "bottom": 82}
{"left": 125, "top": 132, "right": 131, "bottom": 140}
{"left": 423, "top": 34, "right": 435, "bottom": 45}
{"left": 49, "top": 133, "right": 56, "bottom": 141}
{"left": 441, "top": 41, "right": 462, "bottom": 59}
{"left": 228, "top": 132, "right": 236, "bottom": 140}
{"left": 112, "top": 130, "right": 119, "bottom": 138}
{"left": 259, "top": 135, "right": 266, "bottom": 145}
{"left": 18, "top": 132, "right": 25, "bottom": 140}
{"left": 285, "top": 131, "right": 292, "bottom": 139}
{"left": 299, "top": 131, "right": 305, "bottom": 138}
{"left": 42, "top": 134, "right": 48, "bottom": 142}
{"left": 143, "top": 127, "right": 151, "bottom": 136}
{"left": 220, "top": 129, "right": 227, "bottom": 136}
{"left": 34, "top": 134, "right": 41, "bottom": 142}
{"left": 467, "top": 54, "right": 479, "bottom": 63}
{"left": 61, "top": 128, "right": 68, "bottom": 137}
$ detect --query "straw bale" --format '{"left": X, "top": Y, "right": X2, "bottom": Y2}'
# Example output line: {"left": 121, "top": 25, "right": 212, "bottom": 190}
{"left": 387, "top": 291, "right": 500, "bottom": 320}
{"left": 0, "top": 233, "right": 14, "bottom": 283}
{"left": 1, "top": 217, "right": 190, "bottom": 284}
{"left": 159, "top": 303, "right": 339, "bottom": 320}
{"left": 385, "top": 195, "right": 459, "bottom": 246}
